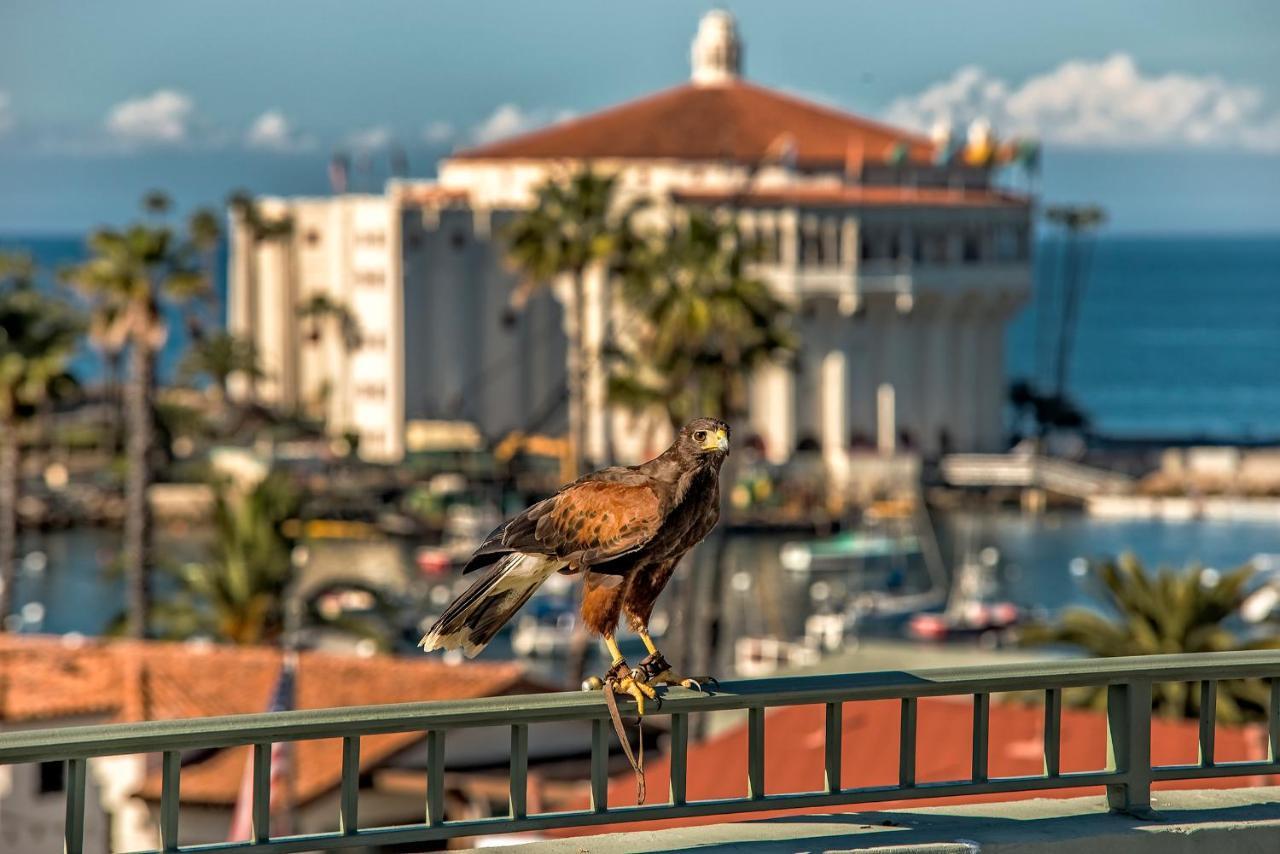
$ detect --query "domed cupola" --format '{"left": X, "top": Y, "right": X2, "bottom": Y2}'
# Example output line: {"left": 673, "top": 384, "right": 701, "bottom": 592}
{"left": 691, "top": 10, "right": 742, "bottom": 86}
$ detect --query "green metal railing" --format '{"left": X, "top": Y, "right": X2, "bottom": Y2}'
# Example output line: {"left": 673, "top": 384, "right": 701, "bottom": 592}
{"left": 3, "top": 650, "right": 1280, "bottom": 853}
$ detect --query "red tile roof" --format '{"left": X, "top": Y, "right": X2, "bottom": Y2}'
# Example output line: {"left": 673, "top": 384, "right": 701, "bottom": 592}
{"left": 674, "top": 186, "right": 1031, "bottom": 209}
{"left": 554, "top": 695, "right": 1276, "bottom": 835}
{"left": 0, "top": 634, "right": 547, "bottom": 806}
{"left": 452, "top": 81, "right": 933, "bottom": 168}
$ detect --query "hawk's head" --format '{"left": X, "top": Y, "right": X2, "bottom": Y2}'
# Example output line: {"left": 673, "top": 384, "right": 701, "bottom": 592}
{"left": 675, "top": 418, "right": 730, "bottom": 464}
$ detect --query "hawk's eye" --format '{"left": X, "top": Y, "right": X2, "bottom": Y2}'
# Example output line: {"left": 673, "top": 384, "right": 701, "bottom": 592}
{"left": 693, "top": 430, "right": 707, "bottom": 442}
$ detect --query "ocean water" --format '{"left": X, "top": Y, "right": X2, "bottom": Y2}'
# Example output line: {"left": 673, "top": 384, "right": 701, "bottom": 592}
{"left": 1008, "top": 234, "right": 1280, "bottom": 442}
{"left": 4, "top": 232, "right": 1278, "bottom": 441}
{"left": 0, "top": 234, "right": 226, "bottom": 385}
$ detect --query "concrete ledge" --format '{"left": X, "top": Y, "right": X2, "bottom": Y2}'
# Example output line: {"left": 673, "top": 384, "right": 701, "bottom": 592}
{"left": 469, "top": 787, "right": 1280, "bottom": 853}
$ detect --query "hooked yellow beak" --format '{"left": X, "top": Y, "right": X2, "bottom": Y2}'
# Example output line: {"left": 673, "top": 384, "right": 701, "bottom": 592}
{"left": 702, "top": 428, "right": 729, "bottom": 452}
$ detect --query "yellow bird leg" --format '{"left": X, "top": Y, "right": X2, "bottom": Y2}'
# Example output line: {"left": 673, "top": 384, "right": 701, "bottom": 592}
{"left": 599, "top": 636, "right": 657, "bottom": 715}
{"left": 604, "top": 635, "right": 626, "bottom": 665}
{"left": 638, "top": 630, "right": 660, "bottom": 656}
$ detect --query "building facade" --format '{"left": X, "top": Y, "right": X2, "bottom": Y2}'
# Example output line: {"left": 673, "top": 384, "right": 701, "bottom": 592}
{"left": 229, "top": 11, "right": 1032, "bottom": 473}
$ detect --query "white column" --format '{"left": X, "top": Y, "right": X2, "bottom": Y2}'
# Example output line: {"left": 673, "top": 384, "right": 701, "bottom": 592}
{"left": 925, "top": 295, "right": 957, "bottom": 454}
{"left": 386, "top": 201, "right": 406, "bottom": 461}
{"left": 821, "top": 349, "right": 848, "bottom": 480}
{"left": 751, "top": 362, "right": 794, "bottom": 464}
{"left": 581, "top": 264, "right": 610, "bottom": 466}
{"left": 877, "top": 383, "right": 896, "bottom": 455}
{"left": 952, "top": 298, "right": 981, "bottom": 451}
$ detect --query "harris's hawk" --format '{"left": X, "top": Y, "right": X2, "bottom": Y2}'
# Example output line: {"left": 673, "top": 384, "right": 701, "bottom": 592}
{"left": 421, "top": 418, "right": 728, "bottom": 712}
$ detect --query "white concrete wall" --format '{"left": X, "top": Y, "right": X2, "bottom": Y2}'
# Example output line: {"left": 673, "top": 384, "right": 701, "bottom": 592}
{"left": 228, "top": 157, "right": 1030, "bottom": 466}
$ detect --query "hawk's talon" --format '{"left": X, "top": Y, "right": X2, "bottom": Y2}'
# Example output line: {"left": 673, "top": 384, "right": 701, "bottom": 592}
{"left": 601, "top": 660, "right": 660, "bottom": 715}
{"left": 649, "top": 669, "right": 717, "bottom": 693}
{"left": 613, "top": 674, "right": 659, "bottom": 715}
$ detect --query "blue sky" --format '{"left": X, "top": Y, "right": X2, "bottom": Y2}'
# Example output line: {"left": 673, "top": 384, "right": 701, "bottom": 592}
{"left": 1, "top": 0, "right": 1278, "bottom": 233}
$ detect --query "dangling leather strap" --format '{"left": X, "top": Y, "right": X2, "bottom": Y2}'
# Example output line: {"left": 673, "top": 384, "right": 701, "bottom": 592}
{"left": 602, "top": 659, "right": 646, "bottom": 804}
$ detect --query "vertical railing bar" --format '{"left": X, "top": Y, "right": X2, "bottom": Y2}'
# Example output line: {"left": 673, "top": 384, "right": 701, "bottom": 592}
{"left": 64, "top": 757, "right": 87, "bottom": 854}
{"left": 1270, "top": 678, "right": 1280, "bottom": 763}
{"left": 252, "top": 743, "right": 271, "bottom": 843}
{"left": 590, "top": 718, "right": 609, "bottom": 813}
{"left": 339, "top": 736, "right": 360, "bottom": 835}
{"left": 972, "top": 693, "right": 990, "bottom": 783}
{"left": 747, "top": 706, "right": 765, "bottom": 799}
{"left": 1044, "top": 688, "right": 1062, "bottom": 777}
{"left": 1199, "top": 680, "right": 1217, "bottom": 767}
{"left": 160, "top": 750, "right": 181, "bottom": 851}
{"left": 824, "top": 701, "right": 842, "bottom": 794}
{"left": 899, "top": 697, "right": 918, "bottom": 788}
{"left": 509, "top": 723, "right": 529, "bottom": 820}
{"left": 425, "top": 729, "right": 446, "bottom": 827}
{"left": 1105, "top": 680, "right": 1153, "bottom": 816}
{"left": 669, "top": 712, "right": 689, "bottom": 806}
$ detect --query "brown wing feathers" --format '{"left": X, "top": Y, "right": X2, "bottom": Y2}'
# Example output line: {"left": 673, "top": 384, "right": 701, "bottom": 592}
{"left": 463, "top": 480, "right": 662, "bottom": 574}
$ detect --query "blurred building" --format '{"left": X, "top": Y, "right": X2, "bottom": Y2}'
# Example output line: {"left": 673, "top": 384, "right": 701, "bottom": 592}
{"left": 229, "top": 11, "right": 1032, "bottom": 473}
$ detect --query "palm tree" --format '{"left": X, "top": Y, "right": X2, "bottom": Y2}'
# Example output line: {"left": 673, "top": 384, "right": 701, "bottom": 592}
{"left": 62, "top": 194, "right": 208, "bottom": 638}
{"left": 1022, "top": 554, "right": 1280, "bottom": 722}
{"left": 296, "top": 294, "right": 361, "bottom": 351}
{"left": 609, "top": 209, "right": 795, "bottom": 428}
{"left": 187, "top": 208, "right": 222, "bottom": 291}
{"left": 296, "top": 294, "right": 360, "bottom": 419}
{"left": 609, "top": 209, "right": 794, "bottom": 681}
{"left": 228, "top": 191, "right": 293, "bottom": 403}
{"left": 151, "top": 473, "right": 300, "bottom": 644}
{"left": 179, "top": 329, "right": 262, "bottom": 403}
{"left": 505, "top": 168, "right": 638, "bottom": 476}
{"left": 0, "top": 253, "right": 81, "bottom": 628}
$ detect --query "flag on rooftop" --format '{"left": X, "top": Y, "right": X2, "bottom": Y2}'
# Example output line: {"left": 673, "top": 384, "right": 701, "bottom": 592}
{"left": 228, "top": 652, "right": 297, "bottom": 841}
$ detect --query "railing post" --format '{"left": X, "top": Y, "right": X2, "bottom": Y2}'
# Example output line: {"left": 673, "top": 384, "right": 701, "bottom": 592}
{"left": 1270, "top": 678, "right": 1280, "bottom": 763}
{"left": 1198, "top": 680, "right": 1217, "bottom": 767}
{"left": 824, "top": 702, "right": 842, "bottom": 793}
{"left": 509, "top": 724, "right": 528, "bottom": 820}
{"left": 339, "top": 736, "right": 360, "bottom": 834}
{"left": 899, "top": 697, "right": 917, "bottom": 788}
{"left": 425, "top": 729, "right": 446, "bottom": 827}
{"left": 1043, "top": 688, "right": 1062, "bottom": 777}
{"left": 1105, "top": 680, "right": 1155, "bottom": 818}
{"left": 669, "top": 712, "right": 689, "bottom": 806}
{"left": 972, "top": 693, "right": 990, "bottom": 783}
{"left": 747, "top": 706, "right": 766, "bottom": 799}
{"left": 590, "top": 718, "right": 609, "bottom": 812}
{"left": 252, "top": 743, "right": 271, "bottom": 843}
{"left": 64, "top": 757, "right": 86, "bottom": 854}
{"left": 160, "top": 750, "right": 181, "bottom": 851}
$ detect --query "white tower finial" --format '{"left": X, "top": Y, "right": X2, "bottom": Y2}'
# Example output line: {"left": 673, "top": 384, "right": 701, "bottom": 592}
{"left": 691, "top": 10, "right": 742, "bottom": 86}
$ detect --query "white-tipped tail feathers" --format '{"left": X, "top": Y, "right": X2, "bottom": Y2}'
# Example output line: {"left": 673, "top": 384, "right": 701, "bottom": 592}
{"left": 419, "top": 553, "right": 560, "bottom": 657}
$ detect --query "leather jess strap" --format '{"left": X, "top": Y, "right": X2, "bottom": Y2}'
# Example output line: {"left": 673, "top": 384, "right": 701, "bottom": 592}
{"left": 602, "top": 659, "right": 646, "bottom": 804}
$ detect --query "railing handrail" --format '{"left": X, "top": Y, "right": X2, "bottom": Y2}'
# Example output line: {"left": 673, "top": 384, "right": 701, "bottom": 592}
{"left": 5, "top": 650, "right": 1279, "bottom": 854}
{"left": 3, "top": 650, "right": 1278, "bottom": 764}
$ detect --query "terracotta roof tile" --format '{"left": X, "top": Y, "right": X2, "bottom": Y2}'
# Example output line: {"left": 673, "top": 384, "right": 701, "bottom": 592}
{"left": 0, "top": 634, "right": 548, "bottom": 806}
{"left": 452, "top": 81, "right": 933, "bottom": 167}
{"left": 553, "top": 695, "right": 1275, "bottom": 836}
{"left": 674, "top": 186, "right": 1031, "bottom": 209}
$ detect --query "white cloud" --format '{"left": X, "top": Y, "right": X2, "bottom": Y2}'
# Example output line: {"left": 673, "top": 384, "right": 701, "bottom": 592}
{"left": 884, "top": 54, "right": 1280, "bottom": 153}
{"left": 245, "top": 109, "right": 313, "bottom": 152}
{"left": 105, "top": 89, "right": 195, "bottom": 145}
{"left": 0, "top": 92, "right": 12, "bottom": 135}
{"left": 423, "top": 120, "right": 455, "bottom": 144}
{"left": 346, "top": 125, "right": 394, "bottom": 152}
{"left": 470, "top": 103, "right": 575, "bottom": 144}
